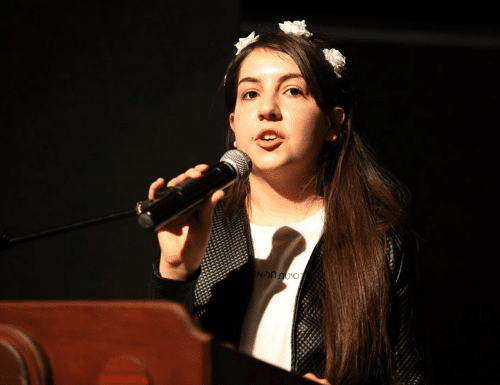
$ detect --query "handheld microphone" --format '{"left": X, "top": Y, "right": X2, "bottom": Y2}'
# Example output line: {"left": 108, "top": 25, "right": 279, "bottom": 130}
{"left": 137, "top": 149, "right": 252, "bottom": 231}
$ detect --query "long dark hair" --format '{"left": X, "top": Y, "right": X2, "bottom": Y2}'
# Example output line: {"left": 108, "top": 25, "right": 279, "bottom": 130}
{"left": 223, "top": 30, "right": 409, "bottom": 385}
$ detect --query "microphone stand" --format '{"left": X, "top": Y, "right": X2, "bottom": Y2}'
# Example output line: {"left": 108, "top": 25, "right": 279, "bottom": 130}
{"left": 0, "top": 206, "right": 139, "bottom": 251}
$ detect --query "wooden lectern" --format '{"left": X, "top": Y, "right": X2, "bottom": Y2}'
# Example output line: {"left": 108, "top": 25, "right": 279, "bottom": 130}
{"left": 0, "top": 301, "right": 313, "bottom": 384}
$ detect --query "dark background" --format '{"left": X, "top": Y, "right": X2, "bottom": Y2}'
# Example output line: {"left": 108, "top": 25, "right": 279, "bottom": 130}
{"left": 1, "top": 1, "right": 498, "bottom": 384}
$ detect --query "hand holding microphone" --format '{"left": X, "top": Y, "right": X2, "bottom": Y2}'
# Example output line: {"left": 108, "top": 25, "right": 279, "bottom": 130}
{"left": 141, "top": 150, "right": 251, "bottom": 281}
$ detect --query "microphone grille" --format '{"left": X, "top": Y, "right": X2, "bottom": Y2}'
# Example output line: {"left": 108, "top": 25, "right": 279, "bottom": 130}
{"left": 220, "top": 149, "right": 252, "bottom": 181}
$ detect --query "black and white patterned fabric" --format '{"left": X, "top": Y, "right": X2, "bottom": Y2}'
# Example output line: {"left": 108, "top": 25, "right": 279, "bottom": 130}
{"left": 152, "top": 198, "right": 425, "bottom": 383}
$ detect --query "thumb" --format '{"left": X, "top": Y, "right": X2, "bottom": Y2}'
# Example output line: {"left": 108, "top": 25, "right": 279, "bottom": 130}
{"left": 303, "top": 373, "right": 331, "bottom": 384}
{"left": 199, "top": 190, "right": 225, "bottom": 224}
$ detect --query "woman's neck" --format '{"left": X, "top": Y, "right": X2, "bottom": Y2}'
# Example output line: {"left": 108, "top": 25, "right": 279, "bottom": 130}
{"left": 246, "top": 170, "right": 324, "bottom": 227}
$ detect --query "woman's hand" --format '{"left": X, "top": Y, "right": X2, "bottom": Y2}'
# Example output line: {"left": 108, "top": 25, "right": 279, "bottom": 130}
{"left": 303, "top": 373, "right": 331, "bottom": 384}
{"left": 148, "top": 165, "right": 225, "bottom": 281}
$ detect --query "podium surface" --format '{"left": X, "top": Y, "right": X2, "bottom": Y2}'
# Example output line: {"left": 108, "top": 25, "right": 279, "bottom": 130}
{"left": 0, "top": 301, "right": 313, "bottom": 384}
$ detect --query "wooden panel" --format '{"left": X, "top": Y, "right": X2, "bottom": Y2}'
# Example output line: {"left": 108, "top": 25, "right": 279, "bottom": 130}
{"left": 0, "top": 301, "right": 212, "bottom": 385}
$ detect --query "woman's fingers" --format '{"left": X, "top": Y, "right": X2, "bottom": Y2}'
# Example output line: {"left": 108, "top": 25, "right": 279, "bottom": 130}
{"left": 210, "top": 189, "right": 225, "bottom": 205}
{"left": 149, "top": 164, "right": 210, "bottom": 200}
{"left": 148, "top": 178, "right": 165, "bottom": 200}
{"left": 303, "top": 373, "right": 330, "bottom": 384}
{"left": 148, "top": 163, "right": 223, "bottom": 230}
{"left": 166, "top": 164, "right": 209, "bottom": 188}
{"left": 198, "top": 189, "right": 225, "bottom": 224}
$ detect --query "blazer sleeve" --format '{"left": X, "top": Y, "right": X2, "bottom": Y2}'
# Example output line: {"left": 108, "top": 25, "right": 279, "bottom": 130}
{"left": 388, "top": 230, "right": 426, "bottom": 384}
{"left": 150, "top": 259, "right": 200, "bottom": 312}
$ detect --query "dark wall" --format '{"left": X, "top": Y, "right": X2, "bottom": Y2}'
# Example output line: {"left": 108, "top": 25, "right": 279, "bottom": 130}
{"left": 344, "top": 40, "right": 498, "bottom": 385}
{"left": 0, "top": 0, "right": 238, "bottom": 298}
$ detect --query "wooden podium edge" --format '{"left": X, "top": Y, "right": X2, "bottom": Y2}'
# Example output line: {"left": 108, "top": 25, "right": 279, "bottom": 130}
{"left": 0, "top": 300, "right": 215, "bottom": 385}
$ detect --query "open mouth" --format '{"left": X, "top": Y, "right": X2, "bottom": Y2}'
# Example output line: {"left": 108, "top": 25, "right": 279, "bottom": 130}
{"left": 257, "top": 130, "right": 283, "bottom": 141}
{"left": 256, "top": 130, "right": 284, "bottom": 150}
{"left": 262, "top": 134, "right": 279, "bottom": 141}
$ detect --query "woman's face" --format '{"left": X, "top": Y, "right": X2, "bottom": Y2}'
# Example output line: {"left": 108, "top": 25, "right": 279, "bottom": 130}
{"left": 230, "top": 48, "right": 335, "bottom": 180}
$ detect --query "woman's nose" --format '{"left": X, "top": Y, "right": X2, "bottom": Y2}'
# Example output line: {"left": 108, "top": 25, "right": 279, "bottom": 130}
{"left": 258, "top": 95, "right": 282, "bottom": 121}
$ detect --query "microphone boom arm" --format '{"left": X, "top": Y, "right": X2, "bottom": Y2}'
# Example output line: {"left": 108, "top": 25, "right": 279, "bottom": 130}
{"left": 1, "top": 208, "right": 137, "bottom": 251}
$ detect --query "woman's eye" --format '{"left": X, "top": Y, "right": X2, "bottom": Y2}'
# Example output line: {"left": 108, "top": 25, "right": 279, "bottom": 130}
{"left": 243, "top": 91, "right": 258, "bottom": 99}
{"left": 286, "top": 87, "right": 303, "bottom": 96}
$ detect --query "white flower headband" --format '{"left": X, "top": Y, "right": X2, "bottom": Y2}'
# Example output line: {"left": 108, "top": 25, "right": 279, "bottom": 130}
{"left": 234, "top": 20, "right": 346, "bottom": 78}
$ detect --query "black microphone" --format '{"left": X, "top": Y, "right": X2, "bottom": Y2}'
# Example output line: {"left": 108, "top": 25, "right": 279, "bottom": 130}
{"left": 137, "top": 149, "right": 252, "bottom": 231}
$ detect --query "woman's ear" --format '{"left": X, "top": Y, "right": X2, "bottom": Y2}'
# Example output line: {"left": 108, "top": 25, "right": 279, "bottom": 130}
{"left": 229, "top": 113, "right": 237, "bottom": 147}
{"left": 325, "top": 107, "right": 345, "bottom": 142}
{"left": 229, "top": 112, "right": 235, "bottom": 132}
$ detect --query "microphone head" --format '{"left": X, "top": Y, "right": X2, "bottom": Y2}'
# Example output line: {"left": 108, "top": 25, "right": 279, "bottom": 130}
{"left": 220, "top": 149, "right": 252, "bottom": 182}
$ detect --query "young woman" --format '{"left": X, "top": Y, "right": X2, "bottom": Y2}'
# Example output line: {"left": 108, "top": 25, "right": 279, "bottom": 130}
{"left": 149, "top": 21, "right": 424, "bottom": 385}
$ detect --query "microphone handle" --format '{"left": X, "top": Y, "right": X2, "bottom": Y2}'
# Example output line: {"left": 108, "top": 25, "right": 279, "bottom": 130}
{"left": 137, "top": 162, "right": 235, "bottom": 231}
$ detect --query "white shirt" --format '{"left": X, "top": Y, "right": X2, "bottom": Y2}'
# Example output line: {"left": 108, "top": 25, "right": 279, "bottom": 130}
{"left": 239, "top": 208, "right": 325, "bottom": 370}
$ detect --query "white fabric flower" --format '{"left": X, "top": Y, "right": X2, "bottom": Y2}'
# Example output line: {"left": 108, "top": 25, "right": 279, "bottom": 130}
{"left": 279, "top": 20, "right": 312, "bottom": 38}
{"left": 323, "top": 48, "right": 346, "bottom": 77}
{"left": 235, "top": 31, "right": 259, "bottom": 55}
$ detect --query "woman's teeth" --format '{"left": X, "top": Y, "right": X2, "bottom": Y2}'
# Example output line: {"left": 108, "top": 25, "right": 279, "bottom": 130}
{"left": 263, "top": 135, "right": 277, "bottom": 141}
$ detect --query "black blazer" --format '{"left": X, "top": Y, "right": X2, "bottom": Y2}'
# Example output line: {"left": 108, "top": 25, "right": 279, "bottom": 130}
{"left": 152, "top": 198, "right": 425, "bottom": 383}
